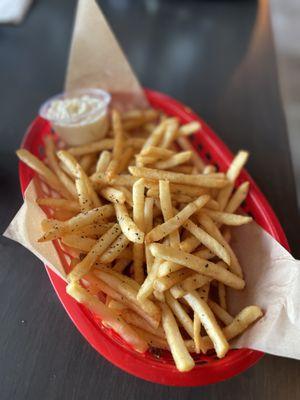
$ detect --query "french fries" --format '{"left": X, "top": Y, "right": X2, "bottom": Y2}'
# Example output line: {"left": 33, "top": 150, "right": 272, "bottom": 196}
{"left": 149, "top": 243, "right": 245, "bottom": 290}
{"left": 146, "top": 195, "right": 209, "bottom": 243}
{"left": 67, "top": 282, "right": 148, "bottom": 353}
{"left": 68, "top": 224, "right": 121, "bottom": 281}
{"left": 19, "top": 106, "right": 262, "bottom": 373}
{"left": 184, "top": 291, "right": 229, "bottom": 358}
{"left": 17, "top": 149, "right": 72, "bottom": 199}
{"left": 161, "top": 303, "right": 195, "bottom": 372}
{"left": 38, "top": 204, "right": 114, "bottom": 242}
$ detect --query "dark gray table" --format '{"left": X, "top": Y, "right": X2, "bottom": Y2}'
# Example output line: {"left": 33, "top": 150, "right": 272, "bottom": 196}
{"left": 1, "top": 1, "right": 299, "bottom": 399}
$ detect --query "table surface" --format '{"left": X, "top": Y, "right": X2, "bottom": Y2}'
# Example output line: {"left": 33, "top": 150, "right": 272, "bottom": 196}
{"left": 1, "top": 0, "right": 299, "bottom": 399}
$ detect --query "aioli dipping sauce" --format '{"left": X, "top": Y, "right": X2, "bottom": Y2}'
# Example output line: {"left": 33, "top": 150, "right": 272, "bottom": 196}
{"left": 39, "top": 88, "right": 111, "bottom": 146}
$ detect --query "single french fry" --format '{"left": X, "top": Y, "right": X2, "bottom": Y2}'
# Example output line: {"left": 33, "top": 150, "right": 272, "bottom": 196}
{"left": 66, "top": 282, "right": 148, "bottom": 353}
{"left": 16, "top": 149, "right": 72, "bottom": 199}
{"left": 169, "top": 165, "right": 195, "bottom": 174}
{"left": 99, "top": 234, "right": 129, "bottom": 263}
{"left": 36, "top": 198, "right": 80, "bottom": 212}
{"left": 94, "top": 270, "right": 161, "bottom": 326}
{"left": 68, "top": 224, "right": 121, "bottom": 281}
{"left": 153, "top": 151, "right": 192, "bottom": 170}
{"left": 184, "top": 291, "right": 229, "bottom": 358}
{"left": 183, "top": 219, "right": 230, "bottom": 264}
{"left": 149, "top": 243, "right": 245, "bottom": 290}
{"left": 144, "top": 197, "right": 154, "bottom": 234}
{"left": 165, "top": 292, "right": 194, "bottom": 338}
{"left": 146, "top": 195, "right": 209, "bottom": 243}
{"left": 159, "top": 180, "right": 180, "bottom": 247}
{"left": 178, "top": 121, "right": 201, "bottom": 136}
{"left": 225, "top": 181, "right": 250, "bottom": 214}
{"left": 201, "top": 306, "right": 263, "bottom": 352}
{"left": 96, "top": 150, "right": 111, "bottom": 173}
{"left": 75, "top": 164, "right": 94, "bottom": 212}
{"left": 114, "top": 203, "right": 144, "bottom": 244}
{"left": 200, "top": 209, "right": 252, "bottom": 226}
{"left": 71, "top": 222, "right": 114, "bottom": 238}
{"left": 67, "top": 137, "right": 145, "bottom": 157}
{"left": 207, "top": 300, "right": 234, "bottom": 326}
{"left": 154, "top": 269, "right": 193, "bottom": 292}
{"left": 38, "top": 204, "right": 114, "bottom": 242}
{"left": 129, "top": 166, "right": 228, "bottom": 188}
{"left": 99, "top": 186, "right": 126, "bottom": 204}
{"left": 161, "top": 303, "right": 195, "bottom": 372}
{"left": 227, "top": 150, "right": 249, "bottom": 182}
{"left": 141, "top": 146, "right": 174, "bottom": 160}
{"left": 132, "top": 178, "right": 145, "bottom": 232}
{"left": 61, "top": 235, "right": 96, "bottom": 252}
{"left": 136, "top": 155, "right": 158, "bottom": 166}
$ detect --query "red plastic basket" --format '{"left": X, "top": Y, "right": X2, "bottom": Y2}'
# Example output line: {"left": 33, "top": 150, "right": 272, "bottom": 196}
{"left": 18, "top": 89, "right": 290, "bottom": 386}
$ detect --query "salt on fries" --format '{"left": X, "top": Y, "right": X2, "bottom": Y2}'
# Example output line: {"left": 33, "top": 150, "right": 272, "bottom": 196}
{"left": 17, "top": 107, "right": 262, "bottom": 372}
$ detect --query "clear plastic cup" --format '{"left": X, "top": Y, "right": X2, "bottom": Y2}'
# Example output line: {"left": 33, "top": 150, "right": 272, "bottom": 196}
{"left": 39, "top": 88, "right": 111, "bottom": 146}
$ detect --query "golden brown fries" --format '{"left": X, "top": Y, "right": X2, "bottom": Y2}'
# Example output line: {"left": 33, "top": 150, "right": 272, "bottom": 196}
{"left": 17, "top": 107, "right": 262, "bottom": 372}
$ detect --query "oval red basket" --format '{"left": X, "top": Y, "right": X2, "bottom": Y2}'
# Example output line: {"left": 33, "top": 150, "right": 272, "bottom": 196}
{"left": 18, "top": 89, "right": 290, "bottom": 386}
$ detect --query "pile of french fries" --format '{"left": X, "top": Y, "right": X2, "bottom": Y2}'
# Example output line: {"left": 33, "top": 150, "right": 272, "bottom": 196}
{"left": 17, "top": 108, "right": 262, "bottom": 372}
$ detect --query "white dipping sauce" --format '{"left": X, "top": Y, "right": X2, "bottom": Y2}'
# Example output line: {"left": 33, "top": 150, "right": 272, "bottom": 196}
{"left": 40, "top": 89, "right": 111, "bottom": 146}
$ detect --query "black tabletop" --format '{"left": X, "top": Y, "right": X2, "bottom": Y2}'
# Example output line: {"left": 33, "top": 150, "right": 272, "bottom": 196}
{"left": 1, "top": 1, "right": 299, "bottom": 399}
